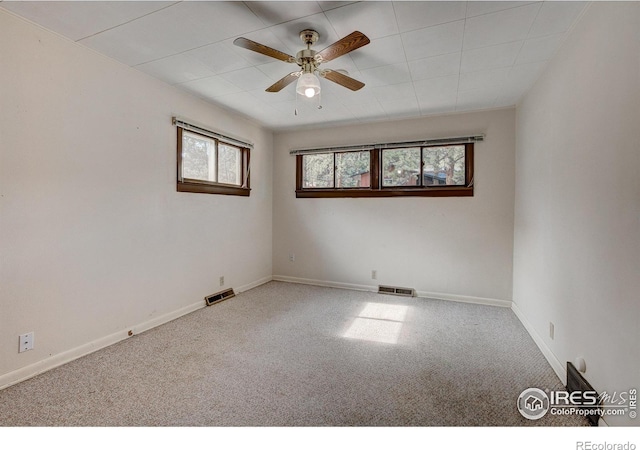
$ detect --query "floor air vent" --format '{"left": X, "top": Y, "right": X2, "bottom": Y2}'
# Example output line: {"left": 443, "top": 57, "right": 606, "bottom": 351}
{"left": 205, "top": 288, "right": 235, "bottom": 306}
{"left": 566, "top": 362, "right": 600, "bottom": 426}
{"left": 378, "top": 285, "right": 415, "bottom": 297}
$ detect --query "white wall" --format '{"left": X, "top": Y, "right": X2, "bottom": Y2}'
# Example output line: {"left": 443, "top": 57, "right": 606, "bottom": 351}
{"left": 273, "top": 109, "right": 515, "bottom": 305}
{"left": 513, "top": 2, "right": 640, "bottom": 426}
{"left": 0, "top": 10, "right": 273, "bottom": 386}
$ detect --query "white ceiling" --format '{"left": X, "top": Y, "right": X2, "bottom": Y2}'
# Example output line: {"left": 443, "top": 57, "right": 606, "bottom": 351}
{"left": 2, "top": 1, "right": 588, "bottom": 130}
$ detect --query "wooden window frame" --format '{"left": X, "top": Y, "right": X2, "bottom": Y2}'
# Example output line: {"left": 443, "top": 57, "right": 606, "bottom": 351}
{"left": 298, "top": 150, "right": 373, "bottom": 190}
{"left": 296, "top": 143, "right": 474, "bottom": 198}
{"left": 177, "top": 127, "right": 251, "bottom": 196}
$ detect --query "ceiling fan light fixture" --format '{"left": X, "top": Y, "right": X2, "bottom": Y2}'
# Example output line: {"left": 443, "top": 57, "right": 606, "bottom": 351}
{"left": 296, "top": 72, "right": 321, "bottom": 98}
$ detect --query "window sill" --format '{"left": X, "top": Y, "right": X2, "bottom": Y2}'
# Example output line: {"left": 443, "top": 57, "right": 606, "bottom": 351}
{"left": 295, "top": 187, "right": 473, "bottom": 198}
{"left": 178, "top": 182, "right": 250, "bottom": 196}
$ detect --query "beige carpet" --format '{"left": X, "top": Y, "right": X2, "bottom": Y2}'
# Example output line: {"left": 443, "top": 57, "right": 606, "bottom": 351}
{"left": 0, "top": 281, "right": 587, "bottom": 426}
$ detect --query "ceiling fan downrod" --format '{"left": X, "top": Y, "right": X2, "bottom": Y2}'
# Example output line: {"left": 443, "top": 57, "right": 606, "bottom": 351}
{"left": 297, "top": 29, "right": 321, "bottom": 74}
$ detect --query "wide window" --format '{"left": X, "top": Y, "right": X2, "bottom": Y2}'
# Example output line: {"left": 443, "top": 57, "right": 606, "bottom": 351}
{"left": 301, "top": 150, "right": 371, "bottom": 189}
{"left": 177, "top": 127, "right": 250, "bottom": 196}
{"left": 295, "top": 143, "right": 474, "bottom": 198}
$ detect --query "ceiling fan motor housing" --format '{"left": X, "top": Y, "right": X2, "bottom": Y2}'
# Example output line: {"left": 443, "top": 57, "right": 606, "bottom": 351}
{"left": 296, "top": 49, "right": 318, "bottom": 73}
{"left": 300, "top": 29, "right": 319, "bottom": 46}
{"left": 297, "top": 30, "right": 321, "bottom": 73}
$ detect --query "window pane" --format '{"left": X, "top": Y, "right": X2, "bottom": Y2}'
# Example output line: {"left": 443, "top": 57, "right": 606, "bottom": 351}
{"left": 182, "top": 131, "right": 215, "bottom": 182}
{"left": 218, "top": 143, "right": 241, "bottom": 186}
{"left": 382, "top": 148, "right": 420, "bottom": 187}
{"left": 422, "top": 145, "right": 466, "bottom": 186}
{"left": 303, "top": 153, "right": 334, "bottom": 188}
{"left": 336, "top": 151, "right": 371, "bottom": 188}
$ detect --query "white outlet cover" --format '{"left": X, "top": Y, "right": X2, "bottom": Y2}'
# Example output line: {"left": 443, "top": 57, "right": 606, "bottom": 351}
{"left": 19, "top": 332, "right": 34, "bottom": 352}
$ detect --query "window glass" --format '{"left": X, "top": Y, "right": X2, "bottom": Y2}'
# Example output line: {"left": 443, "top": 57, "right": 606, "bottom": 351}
{"left": 182, "top": 131, "right": 216, "bottom": 182}
{"left": 218, "top": 143, "right": 241, "bottom": 186}
{"left": 336, "top": 151, "right": 371, "bottom": 188}
{"left": 382, "top": 148, "right": 420, "bottom": 187}
{"left": 423, "top": 145, "right": 466, "bottom": 186}
{"left": 303, "top": 153, "right": 334, "bottom": 188}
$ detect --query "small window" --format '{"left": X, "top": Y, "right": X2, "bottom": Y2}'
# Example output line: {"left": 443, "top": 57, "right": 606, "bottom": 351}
{"left": 337, "top": 151, "right": 371, "bottom": 188}
{"left": 177, "top": 128, "right": 250, "bottom": 196}
{"left": 218, "top": 143, "right": 242, "bottom": 186}
{"left": 381, "top": 147, "right": 420, "bottom": 187}
{"left": 303, "top": 153, "right": 334, "bottom": 188}
{"left": 181, "top": 131, "right": 216, "bottom": 183}
{"left": 422, "top": 145, "right": 466, "bottom": 186}
{"left": 296, "top": 143, "right": 474, "bottom": 198}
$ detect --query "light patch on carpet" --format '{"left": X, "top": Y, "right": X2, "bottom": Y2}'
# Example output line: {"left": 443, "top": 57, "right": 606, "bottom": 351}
{"left": 343, "top": 318, "right": 403, "bottom": 344}
{"left": 359, "top": 303, "right": 409, "bottom": 321}
{"left": 343, "top": 303, "right": 409, "bottom": 344}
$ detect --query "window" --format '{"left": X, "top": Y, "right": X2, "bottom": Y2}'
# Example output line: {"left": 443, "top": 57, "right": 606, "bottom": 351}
{"left": 295, "top": 143, "right": 474, "bottom": 198}
{"left": 301, "top": 150, "right": 371, "bottom": 189}
{"left": 302, "top": 153, "right": 334, "bottom": 188}
{"left": 177, "top": 127, "right": 250, "bottom": 196}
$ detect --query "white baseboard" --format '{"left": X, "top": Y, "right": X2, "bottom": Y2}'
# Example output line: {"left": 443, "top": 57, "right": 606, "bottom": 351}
{"left": 272, "top": 275, "right": 377, "bottom": 293}
{"left": 0, "top": 275, "right": 272, "bottom": 391}
{"left": 511, "top": 301, "right": 566, "bottom": 383}
{"left": 273, "top": 275, "right": 511, "bottom": 308}
{"left": 416, "top": 289, "right": 511, "bottom": 308}
{"left": 237, "top": 275, "right": 273, "bottom": 293}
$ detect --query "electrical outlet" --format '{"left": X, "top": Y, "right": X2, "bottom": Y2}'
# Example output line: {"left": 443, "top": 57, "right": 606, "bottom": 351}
{"left": 371, "top": 270, "right": 377, "bottom": 280}
{"left": 19, "top": 332, "right": 34, "bottom": 353}
{"left": 220, "top": 276, "right": 224, "bottom": 286}
{"left": 289, "top": 253, "right": 295, "bottom": 262}
{"left": 549, "top": 322, "right": 555, "bottom": 340}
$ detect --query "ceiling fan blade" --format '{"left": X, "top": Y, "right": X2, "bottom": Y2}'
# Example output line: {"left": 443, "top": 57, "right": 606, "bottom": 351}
{"left": 321, "top": 70, "right": 365, "bottom": 91}
{"left": 266, "top": 72, "right": 300, "bottom": 92}
{"left": 233, "top": 37, "right": 295, "bottom": 63}
{"left": 317, "top": 31, "right": 370, "bottom": 62}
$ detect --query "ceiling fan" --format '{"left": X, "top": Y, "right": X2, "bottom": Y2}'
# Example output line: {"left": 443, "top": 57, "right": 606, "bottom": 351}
{"left": 233, "top": 29, "right": 370, "bottom": 99}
